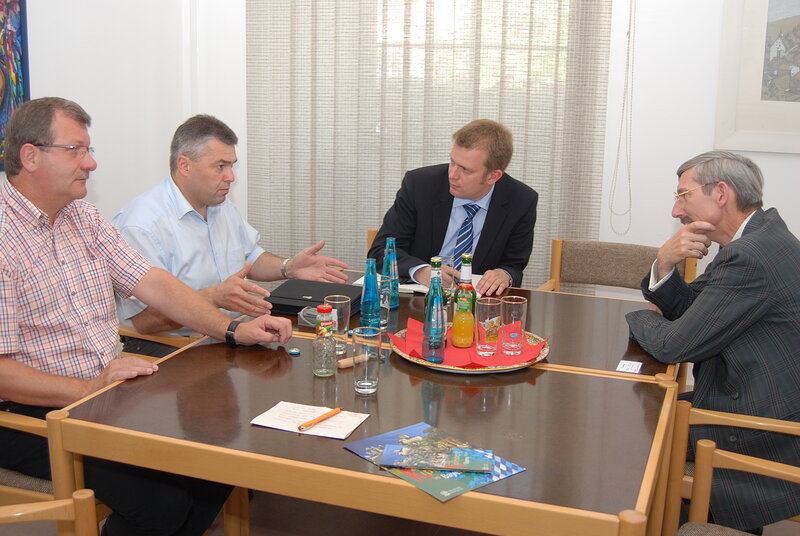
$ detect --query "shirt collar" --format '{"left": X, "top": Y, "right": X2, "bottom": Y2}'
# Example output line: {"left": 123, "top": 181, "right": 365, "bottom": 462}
{"left": 453, "top": 184, "right": 495, "bottom": 212}
{"left": 166, "top": 177, "right": 222, "bottom": 222}
{"left": 731, "top": 210, "right": 757, "bottom": 242}
{"left": 2, "top": 178, "right": 64, "bottom": 228}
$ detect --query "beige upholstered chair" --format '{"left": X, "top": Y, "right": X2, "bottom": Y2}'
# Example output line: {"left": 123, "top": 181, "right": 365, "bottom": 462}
{"left": 0, "top": 488, "right": 99, "bottom": 536}
{"left": 675, "top": 438, "right": 800, "bottom": 535}
{"left": 537, "top": 238, "right": 697, "bottom": 292}
{"left": 366, "top": 228, "right": 379, "bottom": 254}
{"left": 664, "top": 400, "right": 800, "bottom": 536}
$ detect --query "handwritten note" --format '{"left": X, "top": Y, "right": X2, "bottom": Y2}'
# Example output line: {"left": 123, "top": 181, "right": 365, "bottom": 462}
{"left": 251, "top": 401, "right": 369, "bottom": 440}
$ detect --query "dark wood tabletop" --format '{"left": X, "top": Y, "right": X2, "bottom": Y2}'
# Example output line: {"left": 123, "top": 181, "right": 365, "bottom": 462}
{"left": 67, "top": 336, "right": 670, "bottom": 518}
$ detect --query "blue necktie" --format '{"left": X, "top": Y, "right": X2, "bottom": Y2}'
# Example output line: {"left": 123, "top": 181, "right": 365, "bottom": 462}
{"left": 453, "top": 203, "right": 480, "bottom": 271}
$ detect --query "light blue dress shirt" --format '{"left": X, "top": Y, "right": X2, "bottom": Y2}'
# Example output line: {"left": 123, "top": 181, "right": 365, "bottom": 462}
{"left": 112, "top": 177, "right": 265, "bottom": 336}
{"left": 409, "top": 186, "right": 494, "bottom": 282}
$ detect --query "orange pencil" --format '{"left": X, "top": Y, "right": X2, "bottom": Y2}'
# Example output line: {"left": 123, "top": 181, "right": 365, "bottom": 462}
{"left": 298, "top": 407, "right": 342, "bottom": 431}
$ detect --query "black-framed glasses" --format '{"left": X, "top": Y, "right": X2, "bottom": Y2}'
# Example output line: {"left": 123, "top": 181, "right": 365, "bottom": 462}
{"left": 33, "top": 144, "right": 95, "bottom": 158}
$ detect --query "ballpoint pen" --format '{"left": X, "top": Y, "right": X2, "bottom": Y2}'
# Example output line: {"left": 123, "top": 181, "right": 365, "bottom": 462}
{"left": 298, "top": 407, "right": 342, "bottom": 431}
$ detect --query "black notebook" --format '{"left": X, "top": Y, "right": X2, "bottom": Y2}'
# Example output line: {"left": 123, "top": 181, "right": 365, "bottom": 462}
{"left": 267, "top": 279, "right": 362, "bottom": 316}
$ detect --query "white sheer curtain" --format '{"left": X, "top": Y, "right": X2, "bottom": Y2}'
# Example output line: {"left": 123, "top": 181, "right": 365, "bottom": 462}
{"left": 246, "top": 0, "right": 611, "bottom": 289}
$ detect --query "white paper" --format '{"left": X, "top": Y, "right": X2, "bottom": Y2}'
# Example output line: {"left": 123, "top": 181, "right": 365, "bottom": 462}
{"left": 616, "top": 360, "right": 643, "bottom": 374}
{"left": 250, "top": 401, "right": 369, "bottom": 440}
{"left": 353, "top": 274, "right": 483, "bottom": 295}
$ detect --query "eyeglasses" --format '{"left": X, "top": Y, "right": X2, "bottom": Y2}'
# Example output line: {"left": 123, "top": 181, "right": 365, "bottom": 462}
{"left": 673, "top": 184, "right": 705, "bottom": 203}
{"left": 34, "top": 144, "right": 95, "bottom": 158}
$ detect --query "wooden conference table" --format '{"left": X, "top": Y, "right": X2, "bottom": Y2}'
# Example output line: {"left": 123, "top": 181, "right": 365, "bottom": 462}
{"left": 49, "top": 288, "right": 678, "bottom": 536}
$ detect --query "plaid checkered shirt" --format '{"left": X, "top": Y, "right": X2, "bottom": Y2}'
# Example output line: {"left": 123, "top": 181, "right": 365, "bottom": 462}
{"left": 0, "top": 180, "right": 152, "bottom": 383}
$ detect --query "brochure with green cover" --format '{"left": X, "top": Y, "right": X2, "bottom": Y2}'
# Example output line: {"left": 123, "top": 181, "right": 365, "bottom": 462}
{"left": 379, "top": 444, "right": 493, "bottom": 473}
{"left": 344, "top": 421, "right": 525, "bottom": 502}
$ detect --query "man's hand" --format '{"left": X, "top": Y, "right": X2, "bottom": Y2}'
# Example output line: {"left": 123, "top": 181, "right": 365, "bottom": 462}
{"left": 287, "top": 240, "right": 349, "bottom": 283}
{"left": 476, "top": 269, "right": 512, "bottom": 296}
{"left": 414, "top": 264, "right": 460, "bottom": 289}
{"left": 205, "top": 262, "right": 272, "bottom": 317}
{"left": 86, "top": 356, "right": 159, "bottom": 396}
{"left": 656, "top": 221, "right": 715, "bottom": 279}
{"left": 234, "top": 314, "right": 293, "bottom": 346}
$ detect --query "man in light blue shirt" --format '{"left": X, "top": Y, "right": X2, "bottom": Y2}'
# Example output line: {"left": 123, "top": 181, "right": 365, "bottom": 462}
{"left": 114, "top": 115, "right": 347, "bottom": 353}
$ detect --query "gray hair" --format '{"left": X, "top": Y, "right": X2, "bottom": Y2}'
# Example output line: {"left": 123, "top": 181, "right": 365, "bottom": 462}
{"left": 169, "top": 114, "right": 238, "bottom": 174}
{"left": 676, "top": 151, "right": 763, "bottom": 211}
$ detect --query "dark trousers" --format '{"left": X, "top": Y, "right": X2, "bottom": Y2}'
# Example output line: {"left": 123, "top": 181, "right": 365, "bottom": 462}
{"left": 120, "top": 335, "right": 180, "bottom": 358}
{"left": 0, "top": 402, "right": 232, "bottom": 536}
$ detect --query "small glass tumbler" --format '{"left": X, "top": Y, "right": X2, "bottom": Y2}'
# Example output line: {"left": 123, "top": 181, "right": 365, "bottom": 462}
{"left": 474, "top": 297, "right": 502, "bottom": 356}
{"left": 501, "top": 296, "right": 528, "bottom": 355}
{"left": 352, "top": 326, "right": 381, "bottom": 395}
{"left": 324, "top": 294, "right": 351, "bottom": 356}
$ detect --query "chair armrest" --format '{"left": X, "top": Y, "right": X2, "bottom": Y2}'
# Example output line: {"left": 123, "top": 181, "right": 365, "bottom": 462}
{"left": 118, "top": 324, "right": 202, "bottom": 349}
{"left": 0, "top": 412, "right": 47, "bottom": 437}
{"left": 536, "top": 279, "right": 557, "bottom": 291}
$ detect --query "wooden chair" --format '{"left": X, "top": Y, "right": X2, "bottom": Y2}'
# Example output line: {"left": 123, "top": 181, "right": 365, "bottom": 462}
{"left": 366, "top": 228, "right": 378, "bottom": 254}
{"left": 0, "top": 412, "right": 53, "bottom": 506}
{"left": 0, "top": 488, "right": 99, "bottom": 536}
{"left": 663, "top": 400, "right": 800, "bottom": 535}
{"left": 537, "top": 238, "right": 697, "bottom": 292}
{"left": 118, "top": 324, "right": 203, "bottom": 351}
{"left": 675, "top": 438, "right": 800, "bottom": 535}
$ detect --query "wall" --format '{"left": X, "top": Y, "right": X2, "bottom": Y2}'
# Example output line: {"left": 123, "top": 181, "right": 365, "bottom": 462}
{"left": 22, "top": 1, "right": 800, "bottom": 278}
{"left": 24, "top": 0, "right": 248, "bottom": 220}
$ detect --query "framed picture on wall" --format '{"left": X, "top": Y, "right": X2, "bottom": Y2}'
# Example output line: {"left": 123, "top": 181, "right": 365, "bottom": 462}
{"left": 0, "top": 0, "right": 29, "bottom": 171}
{"left": 715, "top": 0, "right": 800, "bottom": 154}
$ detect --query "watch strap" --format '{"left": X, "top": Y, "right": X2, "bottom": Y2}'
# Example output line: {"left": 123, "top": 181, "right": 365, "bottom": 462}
{"left": 225, "top": 320, "right": 241, "bottom": 347}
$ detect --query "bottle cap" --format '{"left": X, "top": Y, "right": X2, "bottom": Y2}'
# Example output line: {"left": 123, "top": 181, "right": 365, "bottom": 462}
{"left": 316, "top": 304, "right": 333, "bottom": 313}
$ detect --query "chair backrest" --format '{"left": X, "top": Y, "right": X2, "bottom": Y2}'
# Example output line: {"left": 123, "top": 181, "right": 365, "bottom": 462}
{"left": 537, "top": 238, "right": 697, "bottom": 292}
{"left": 0, "top": 412, "right": 52, "bottom": 505}
{"left": 0, "top": 488, "right": 99, "bottom": 535}
{"left": 687, "top": 438, "right": 800, "bottom": 524}
{"left": 663, "top": 401, "right": 800, "bottom": 535}
{"left": 366, "top": 228, "right": 378, "bottom": 254}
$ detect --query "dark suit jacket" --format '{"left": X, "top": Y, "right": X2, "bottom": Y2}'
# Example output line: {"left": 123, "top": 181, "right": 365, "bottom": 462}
{"left": 626, "top": 208, "right": 800, "bottom": 530}
{"left": 368, "top": 164, "right": 538, "bottom": 285}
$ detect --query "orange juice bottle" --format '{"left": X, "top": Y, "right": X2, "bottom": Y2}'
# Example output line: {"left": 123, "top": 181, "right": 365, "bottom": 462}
{"left": 452, "top": 283, "right": 475, "bottom": 348}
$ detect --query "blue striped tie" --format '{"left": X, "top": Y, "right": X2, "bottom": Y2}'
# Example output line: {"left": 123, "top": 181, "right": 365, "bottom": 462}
{"left": 453, "top": 203, "right": 480, "bottom": 271}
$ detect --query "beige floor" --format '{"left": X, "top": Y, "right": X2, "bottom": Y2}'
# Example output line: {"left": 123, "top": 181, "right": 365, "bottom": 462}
{"left": 2, "top": 491, "right": 797, "bottom": 535}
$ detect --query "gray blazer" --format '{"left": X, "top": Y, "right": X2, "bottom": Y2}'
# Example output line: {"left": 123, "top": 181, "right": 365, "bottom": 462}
{"left": 626, "top": 208, "right": 800, "bottom": 530}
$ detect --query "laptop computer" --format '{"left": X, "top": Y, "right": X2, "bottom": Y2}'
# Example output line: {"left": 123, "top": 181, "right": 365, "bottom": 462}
{"left": 267, "top": 279, "right": 362, "bottom": 316}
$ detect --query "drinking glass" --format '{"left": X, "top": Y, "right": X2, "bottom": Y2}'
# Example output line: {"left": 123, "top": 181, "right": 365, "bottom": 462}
{"left": 352, "top": 327, "right": 381, "bottom": 395}
{"left": 474, "top": 297, "right": 501, "bottom": 356}
{"left": 439, "top": 255, "right": 456, "bottom": 320}
{"left": 378, "top": 274, "right": 391, "bottom": 331}
{"left": 324, "top": 295, "right": 351, "bottom": 356}
{"left": 501, "top": 296, "right": 527, "bottom": 355}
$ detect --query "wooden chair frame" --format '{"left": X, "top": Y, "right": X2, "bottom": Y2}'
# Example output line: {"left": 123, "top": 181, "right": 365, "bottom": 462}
{"left": 662, "top": 400, "right": 800, "bottom": 535}
{"left": 0, "top": 488, "right": 98, "bottom": 536}
{"left": 687, "top": 438, "right": 800, "bottom": 524}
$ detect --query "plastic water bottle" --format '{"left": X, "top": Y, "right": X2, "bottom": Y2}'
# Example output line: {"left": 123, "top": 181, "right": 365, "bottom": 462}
{"left": 422, "top": 256, "right": 445, "bottom": 363}
{"left": 382, "top": 237, "right": 400, "bottom": 310}
{"left": 360, "top": 258, "right": 381, "bottom": 329}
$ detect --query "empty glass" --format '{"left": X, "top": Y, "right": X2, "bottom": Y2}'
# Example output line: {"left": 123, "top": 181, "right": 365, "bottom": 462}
{"left": 352, "top": 327, "right": 381, "bottom": 395}
{"left": 474, "top": 297, "right": 501, "bottom": 356}
{"left": 324, "top": 295, "right": 351, "bottom": 356}
{"left": 501, "top": 296, "right": 527, "bottom": 355}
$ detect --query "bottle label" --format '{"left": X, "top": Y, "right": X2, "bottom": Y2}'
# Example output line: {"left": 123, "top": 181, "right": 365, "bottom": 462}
{"left": 316, "top": 319, "right": 334, "bottom": 337}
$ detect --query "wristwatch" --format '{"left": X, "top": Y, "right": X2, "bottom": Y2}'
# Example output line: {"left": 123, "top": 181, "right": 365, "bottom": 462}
{"left": 225, "top": 320, "right": 241, "bottom": 347}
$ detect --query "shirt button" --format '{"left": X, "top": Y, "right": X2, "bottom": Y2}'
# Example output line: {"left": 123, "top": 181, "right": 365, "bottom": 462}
{"left": 728, "top": 434, "right": 738, "bottom": 443}
{"left": 730, "top": 391, "right": 739, "bottom": 399}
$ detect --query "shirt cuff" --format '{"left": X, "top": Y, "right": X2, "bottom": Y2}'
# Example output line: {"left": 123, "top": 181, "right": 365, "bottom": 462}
{"left": 648, "top": 260, "right": 675, "bottom": 291}
{"left": 409, "top": 263, "right": 428, "bottom": 284}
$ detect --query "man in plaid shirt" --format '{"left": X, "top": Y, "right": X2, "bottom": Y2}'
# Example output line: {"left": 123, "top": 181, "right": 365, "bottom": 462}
{"left": 0, "top": 97, "right": 292, "bottom": 535}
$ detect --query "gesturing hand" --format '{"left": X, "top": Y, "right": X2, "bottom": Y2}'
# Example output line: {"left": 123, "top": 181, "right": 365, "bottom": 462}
{"left": 288, "top": 240, "right": 349, "bottom": 283}
{"left": 208, "top": 262, "right": 272, "bottom": 317}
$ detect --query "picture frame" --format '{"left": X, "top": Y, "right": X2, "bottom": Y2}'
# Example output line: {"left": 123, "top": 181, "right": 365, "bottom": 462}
{"left": 715, "top": 0, "right": 800, "bottom": 154}
{"left": 0, "top": 0, "right": 29, "bottom": 171}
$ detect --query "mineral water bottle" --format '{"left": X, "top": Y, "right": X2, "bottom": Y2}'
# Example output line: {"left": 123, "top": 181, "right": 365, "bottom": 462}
{"left": 382, "top": 237, "right": 400, "bottom": 310}
{"left": 312, "top": 304, "right": 336, "bottom": 377}
{"left": 360, "top": 258, "right": 381, "bottom": 329}
{"left": 422, "top": 256, "right": 445, "bottom": 363}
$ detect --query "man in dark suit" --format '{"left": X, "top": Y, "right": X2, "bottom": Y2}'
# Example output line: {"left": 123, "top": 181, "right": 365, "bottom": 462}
{"left": 626, "top": 151, "right": 800, "bottom": 532}
{"left": 369, "top": 119, "right": 538, "bottom": 296}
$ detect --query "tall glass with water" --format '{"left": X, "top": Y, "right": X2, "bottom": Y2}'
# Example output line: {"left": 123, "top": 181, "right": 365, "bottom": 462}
{"left": 360, "top": 258, "right": 381, "bottom": 329}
